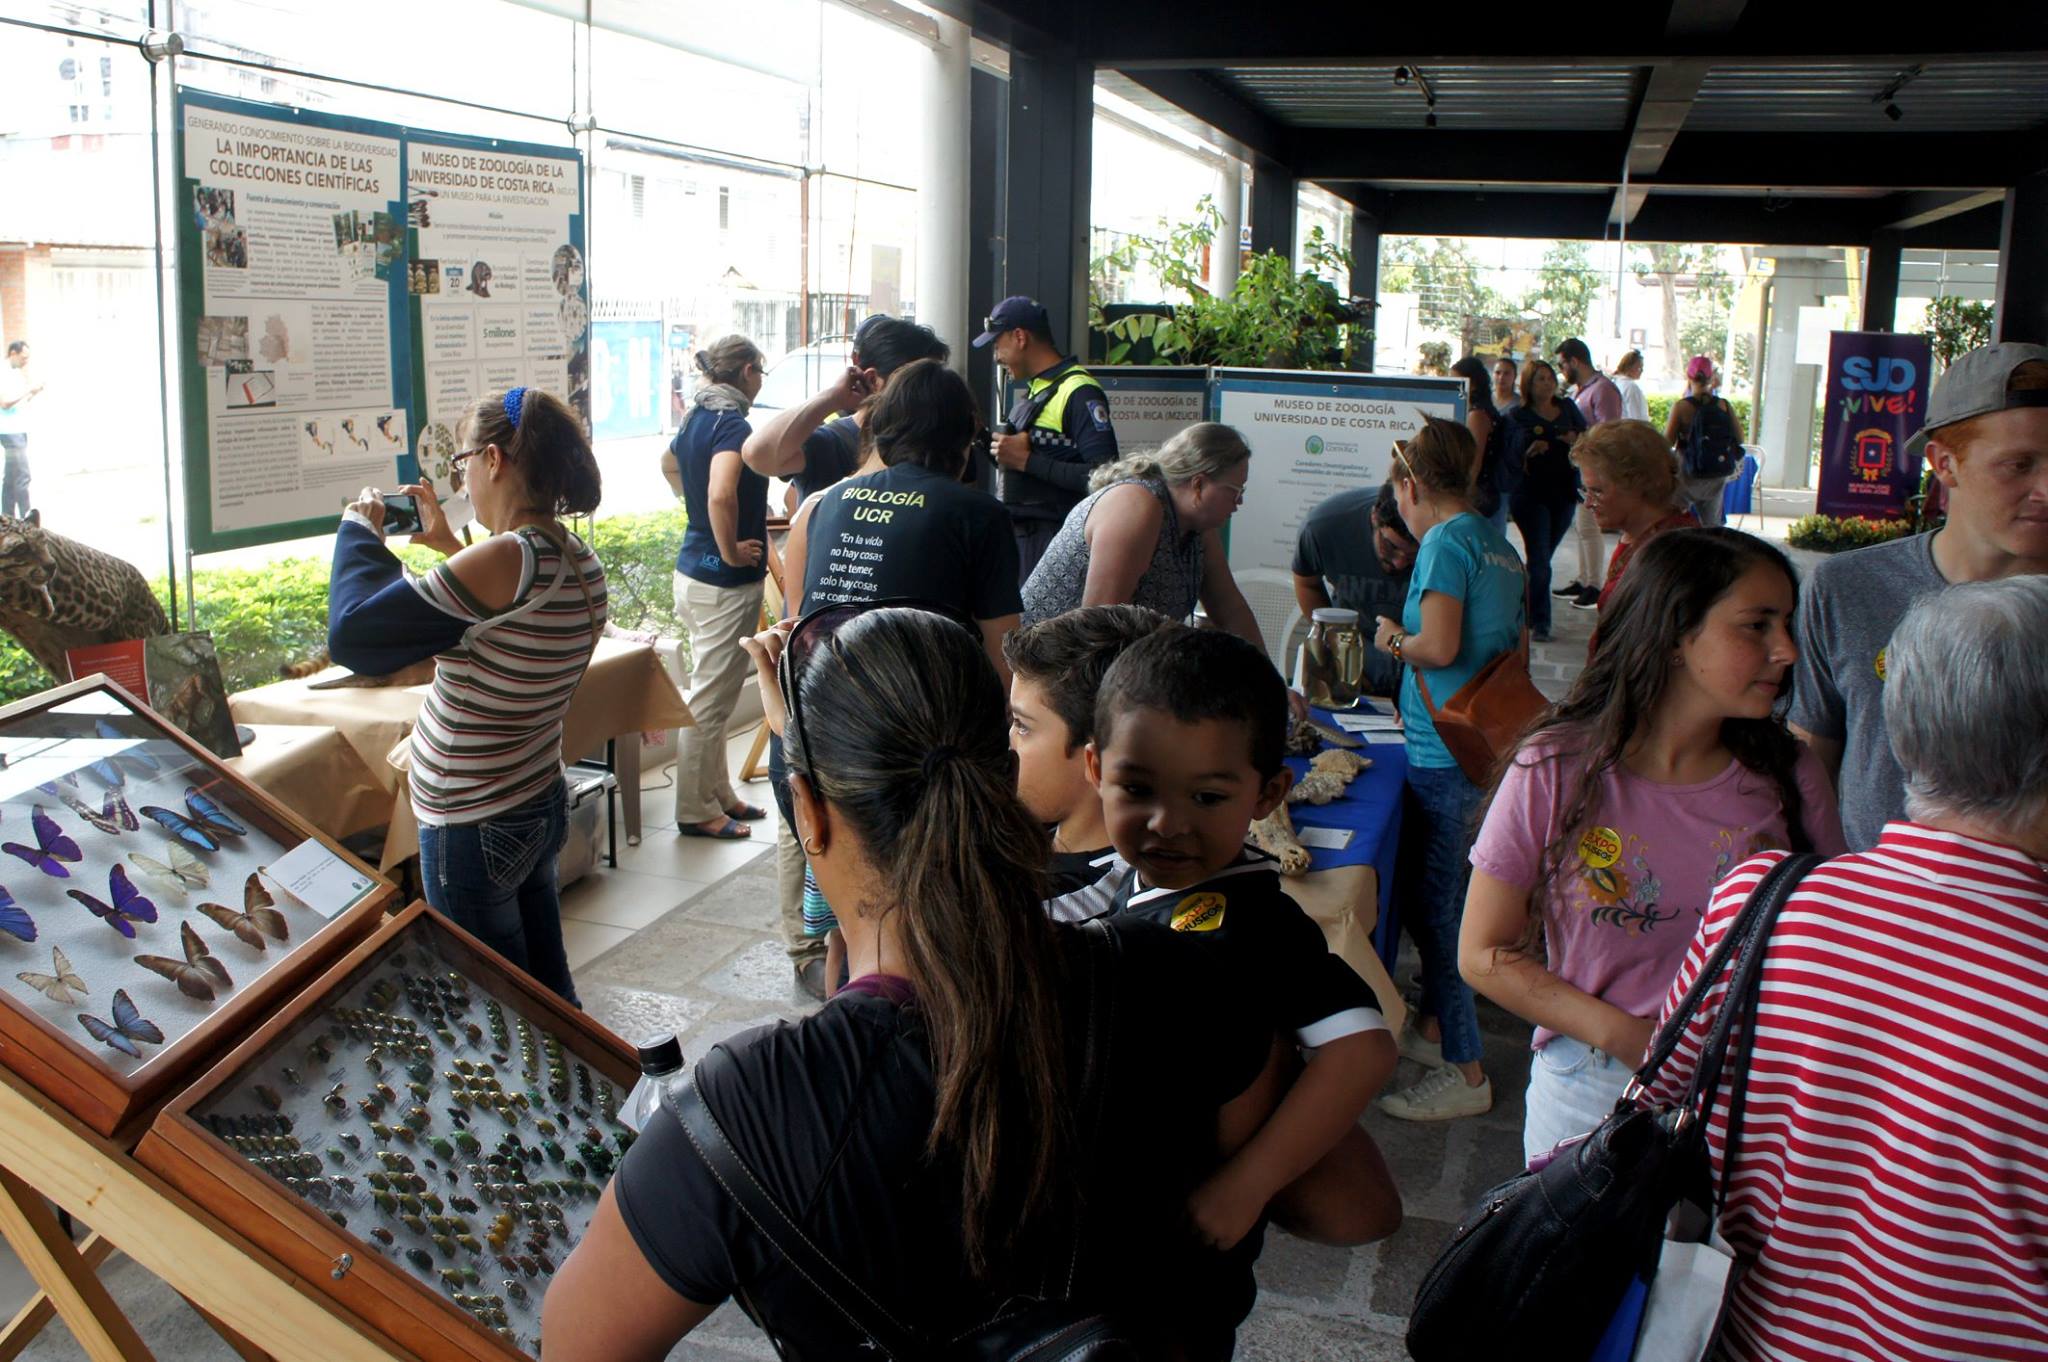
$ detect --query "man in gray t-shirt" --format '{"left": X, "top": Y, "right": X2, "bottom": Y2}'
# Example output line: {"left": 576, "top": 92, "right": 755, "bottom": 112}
{"left": 1789, "top": 341, "right": 2048, "bottom": 850}
{"left": 1788, "top": 532, "right": 1945, "bottom": 849}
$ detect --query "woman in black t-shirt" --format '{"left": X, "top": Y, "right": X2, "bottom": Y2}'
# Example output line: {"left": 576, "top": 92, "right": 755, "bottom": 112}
{"left": 543, "top": 607, "right": 1281, "bottom": 1362}
{"left": 801, "top": 359, "right": 1021, "bottom": 682}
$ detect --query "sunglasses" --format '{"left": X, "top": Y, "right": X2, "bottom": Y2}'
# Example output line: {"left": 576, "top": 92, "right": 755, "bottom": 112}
{"left": 780, "top": 596, "right": 976, "bottom": 777}
{"left": 1389, "top": 441, "right": 1414, "bottom": 483}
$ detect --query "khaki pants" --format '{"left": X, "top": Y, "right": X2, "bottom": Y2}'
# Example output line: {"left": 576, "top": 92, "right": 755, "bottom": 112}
{"left": 775, "top": 820, "right": 820, "bottom": 963}
{"left": 1572, "top": 501, "right": 1606, "bottom": 587}
{"left": 673, "top": 572, "right": 764, "bottom": 826}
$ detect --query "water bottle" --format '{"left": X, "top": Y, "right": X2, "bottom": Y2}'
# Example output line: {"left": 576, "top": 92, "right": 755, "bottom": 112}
{"left": 621, "top": 1033, "right": 684, "bottom": 1133}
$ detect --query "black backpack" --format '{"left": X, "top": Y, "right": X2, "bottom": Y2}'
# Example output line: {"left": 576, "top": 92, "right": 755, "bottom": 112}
{"left": 666, "top": 919, "right": 1141, "bottom": 1361}
{"left": 1681, "top": 395, "right": 1742, "bottom": 481}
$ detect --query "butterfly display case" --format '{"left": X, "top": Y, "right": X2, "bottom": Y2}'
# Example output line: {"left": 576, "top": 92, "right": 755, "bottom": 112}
{"left": 0, "top": 676, "right": 393, "bottom": 1137}
{"left": 138, "top": 901, "right": 639, "bottom": 1361}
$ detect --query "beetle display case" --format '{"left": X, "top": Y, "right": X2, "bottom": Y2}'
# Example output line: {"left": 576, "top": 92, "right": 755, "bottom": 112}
{"left": 137, "top": 901, "right": 640, "bottom": 1360}
{"left": 0, "top": 676, "right": 392, "bottom": 1137}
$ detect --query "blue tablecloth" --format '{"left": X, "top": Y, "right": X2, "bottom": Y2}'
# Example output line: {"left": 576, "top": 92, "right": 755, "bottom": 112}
{"left": 1284, "top": 707, "right": 1407, "bottom": 966}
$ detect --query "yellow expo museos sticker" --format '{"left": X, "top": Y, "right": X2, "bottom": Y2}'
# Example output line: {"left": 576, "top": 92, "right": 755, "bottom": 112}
{"left": 1170, "top": 893, "right": 1227, "bottom": 933}
{"left": 1577, "top": 827, "right": 1622, "bottom": 869}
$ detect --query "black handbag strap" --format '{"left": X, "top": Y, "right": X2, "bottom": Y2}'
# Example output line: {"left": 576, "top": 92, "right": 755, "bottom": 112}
{"left": 665, "top": 918, "right": 1123, "bottom": 1360}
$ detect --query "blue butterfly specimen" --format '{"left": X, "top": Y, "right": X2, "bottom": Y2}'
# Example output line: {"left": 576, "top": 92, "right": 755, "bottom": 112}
{"left": 67, "top": 864, "right": 159, "bottom": 939}
{"left": 0, "top": 886, "right": 36, "bottom": 943}
{"left": 77, "top": 988, "right": 163, "bottom": 1059}
{"left": 3, "top": 806, "right": 83, "bottom": 878}
{"left": 141, "top": 787, "right": 246, "bottom": 853}
{"left": 60, "top": 788, "right": 137, "bottom": 836}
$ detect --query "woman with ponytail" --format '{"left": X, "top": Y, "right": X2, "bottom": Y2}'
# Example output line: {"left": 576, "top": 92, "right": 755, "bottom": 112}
{"left": 328, "top": 385, "right": 606, "bottom": 1002}
{"left": 545, "top": 605, "right": 1288, "bottom": 1362}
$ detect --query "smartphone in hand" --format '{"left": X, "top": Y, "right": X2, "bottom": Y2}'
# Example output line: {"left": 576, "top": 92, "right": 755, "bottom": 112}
{"left": 381, "top": 492, "right": 425, "bottom": 536}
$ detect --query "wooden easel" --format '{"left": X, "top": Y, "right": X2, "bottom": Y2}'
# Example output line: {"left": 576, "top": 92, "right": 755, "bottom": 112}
{"left": 0, "top": 1070, "right": 397, "bottom": 1361}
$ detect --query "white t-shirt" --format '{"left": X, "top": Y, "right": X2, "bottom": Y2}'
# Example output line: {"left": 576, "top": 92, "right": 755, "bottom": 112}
{"left": 1612, "top": 374, "right": 1649, "bottom": 423}
{"left": 0, "top": 368, "right": 33, "bottom": 436}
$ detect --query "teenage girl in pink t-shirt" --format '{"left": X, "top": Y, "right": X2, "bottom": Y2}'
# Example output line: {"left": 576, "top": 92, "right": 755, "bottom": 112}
{"left": 1458, "top": 528, "right": 1846, "bottom": 1163}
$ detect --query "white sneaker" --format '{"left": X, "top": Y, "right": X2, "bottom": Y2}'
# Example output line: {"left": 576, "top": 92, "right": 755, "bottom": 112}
{"left": 1397, "top": 1019, "right": 1443, "bottom": 1069}
{"left": 1377, "top": 1065, "right": 1493, "bottom": 1122}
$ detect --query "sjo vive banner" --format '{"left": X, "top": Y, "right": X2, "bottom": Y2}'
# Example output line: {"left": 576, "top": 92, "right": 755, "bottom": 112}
{"left": 1816, "top": 331, "right": 1931, "bottom": 520}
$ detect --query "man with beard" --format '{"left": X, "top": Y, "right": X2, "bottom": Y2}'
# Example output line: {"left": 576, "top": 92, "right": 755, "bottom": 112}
{"left": 1292, "top": 480, "right": 1419, "bottom": 697}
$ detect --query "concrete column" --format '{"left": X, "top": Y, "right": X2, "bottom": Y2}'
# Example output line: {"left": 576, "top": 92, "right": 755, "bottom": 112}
{"left": 968, "top": 67, "right": 1007, "bottom": 418}
{"left": 1862, "top": 230, "right": 1902, "bottom": 332}
{"left": 1995, "top": 169, "right": 2048, "bottom": 344}
{"left": 1757, "top": 257, "right": 1826, "bottom": 489}
{"left": 1349, "top": 207, "right": 1381, "bottom": 371}
{"left": 916, "top": 12, "right": 971, "bottom": 370}
{"left": 1003, "top": 50, "right": 1093, "bottom": 355}
{"left": 1209, "top": 159, "right": 1242, "bottom": 297}
{"left": 1249, "top": 154, "right": 1296, "bottom": 263}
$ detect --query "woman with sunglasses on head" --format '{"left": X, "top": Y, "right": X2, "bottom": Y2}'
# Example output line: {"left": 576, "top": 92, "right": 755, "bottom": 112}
{"left": 328, "top": 386, "right": 605, "bottom": 1003}
{"left": 667, "top": 334, "right": 773, "bottom": 842}
{"left": 1368, "top": 416, "right": 1528, "bottom": 1124}
{"left": 543, "top": 603, "right": 1292, "bottom": 1362}
{"left": 1503, "top": 357, "right": 1589, "bottom": 641}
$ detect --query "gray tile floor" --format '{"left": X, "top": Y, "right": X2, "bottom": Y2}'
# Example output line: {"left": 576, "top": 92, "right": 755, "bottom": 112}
{"left": 0, "top": 528, "right": 1609, "bottom": 1358}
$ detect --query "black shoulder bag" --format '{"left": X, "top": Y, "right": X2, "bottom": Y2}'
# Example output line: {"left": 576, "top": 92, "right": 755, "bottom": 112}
{"left": 1406, "top": 852, "right": 1823, "bottom": 1362}
{"left": 664, "top": 918, "right": 1141, "bottom": 1362}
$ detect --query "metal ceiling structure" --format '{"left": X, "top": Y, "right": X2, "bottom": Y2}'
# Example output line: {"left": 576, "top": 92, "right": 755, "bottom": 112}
{"left": 937, "top": 0, "right": 2048, "bottom": 346}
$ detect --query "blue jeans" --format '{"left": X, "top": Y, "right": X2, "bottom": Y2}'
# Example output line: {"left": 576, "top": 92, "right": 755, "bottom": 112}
{"left": 1510, "top": 487, "right": 1580, "bottom": 633}
{"left": 1522, "top": 1035, "right": 1632, "bottom": 1165}
{"left": 1398, "top": 762, "right": 1485, "bottom": 1066}
{"left": 418, "top": 779, "right": 577, "bottom": 1004}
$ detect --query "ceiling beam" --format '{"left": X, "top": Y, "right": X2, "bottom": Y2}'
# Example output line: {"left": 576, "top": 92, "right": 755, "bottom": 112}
{"left": 1607, "top": 0, "right": 1749, "bottom": 224}
{"left": 1360, "top": 187, "right": 2003, "bottom": 248}
{"left": 1293, "top": 130, "right": 2021, "bottom": 192}
{"left": 1118, "top": 68, "right": 1290, "bottom": 166}
{"left": 1876, "top": 189, "right": 2009, "bottom": 231}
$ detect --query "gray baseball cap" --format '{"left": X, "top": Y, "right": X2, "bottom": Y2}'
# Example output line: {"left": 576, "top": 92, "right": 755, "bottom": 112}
{"left": 1905, "top": 341, "right": 2048, "bottom": 461}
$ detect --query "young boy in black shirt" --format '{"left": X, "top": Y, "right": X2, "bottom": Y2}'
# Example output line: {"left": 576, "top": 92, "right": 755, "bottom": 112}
{"left": 1002, "top": 605, "right": 1176, "bottom": 921}
{"left": 1089, "top": 625, "right": 1399, "bottom": 1251}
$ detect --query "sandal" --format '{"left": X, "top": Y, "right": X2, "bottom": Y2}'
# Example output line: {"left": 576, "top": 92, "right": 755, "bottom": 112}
{"left": 723, "top": 802, "right": 768, "bottom": 822}
{"left": 679, "top": 817, "right": 751, "bottom": 840}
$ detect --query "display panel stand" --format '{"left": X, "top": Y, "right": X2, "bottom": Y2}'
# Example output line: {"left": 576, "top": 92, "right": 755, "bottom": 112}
{"left": 0, "top": 1064, "right": 397, "bottom": 1361}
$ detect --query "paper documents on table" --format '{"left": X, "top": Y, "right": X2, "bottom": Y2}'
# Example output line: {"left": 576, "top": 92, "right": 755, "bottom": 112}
{"left": 1334, "top": 712, "right": 1404, "bottom": 732}
{"left": 1297, "top": 826, "right": 1354, "bottom": 850}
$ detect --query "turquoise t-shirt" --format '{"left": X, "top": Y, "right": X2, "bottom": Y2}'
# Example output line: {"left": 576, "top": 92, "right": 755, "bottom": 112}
{"left": 1397, "top": 512, "right": 1528, "bottom": 770}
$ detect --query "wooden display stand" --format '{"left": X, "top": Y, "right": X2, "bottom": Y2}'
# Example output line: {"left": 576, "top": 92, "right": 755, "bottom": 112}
{"left": 0, "top": 676, "right": 395, "bottom": 1139}
{"left": 137, "top": 902, "right": 639, "bottom": 1362}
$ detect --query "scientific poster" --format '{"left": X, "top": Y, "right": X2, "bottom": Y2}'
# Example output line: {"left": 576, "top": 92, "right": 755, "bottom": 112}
{"left": 404, "top": 136, "right": 587, "bottom": 492}
{"left": 176, "top": 94, "right": 408, "bottom": 552}
{"left": 1213, "top": 369, "right": 1464, "bottom": 579}
{"left": 174, "top": 93, "right": 583, "bottom": 552}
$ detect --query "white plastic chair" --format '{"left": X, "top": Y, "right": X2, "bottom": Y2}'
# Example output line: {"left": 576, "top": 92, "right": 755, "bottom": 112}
{"left": 1231, "top": 567, "right": 1309, "bottom": 679}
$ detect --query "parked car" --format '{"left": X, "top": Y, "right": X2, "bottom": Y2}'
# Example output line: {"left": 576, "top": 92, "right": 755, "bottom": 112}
{"left": 751, "top": 337, "right": 856, "bottom": 414}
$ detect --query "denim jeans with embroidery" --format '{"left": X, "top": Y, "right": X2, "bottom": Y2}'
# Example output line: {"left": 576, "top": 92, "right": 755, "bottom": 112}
{"left": 1397, "top": 761, "right": 1485, "bottom": 1066}
{"left": 418, "top": 778, "right": 577, "bottom": 1004}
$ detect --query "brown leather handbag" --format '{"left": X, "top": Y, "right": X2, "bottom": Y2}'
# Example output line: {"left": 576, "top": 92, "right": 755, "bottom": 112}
{"left": 1412, "top": 646, "right": 1550, "bottom": 784}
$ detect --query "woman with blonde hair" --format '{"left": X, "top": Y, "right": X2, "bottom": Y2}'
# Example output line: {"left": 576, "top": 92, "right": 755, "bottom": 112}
{"left": 1571, "top": 418, "right": 1696, "bottom": 618}
{"left": 1369, "top": 416, "right": 1528, "bottom": 1122}
{"left": 668, "top": 334, "right": 771, "bottom": 840}
{"left": 1019, "top": 422, "right": 1268, "bottom": 651}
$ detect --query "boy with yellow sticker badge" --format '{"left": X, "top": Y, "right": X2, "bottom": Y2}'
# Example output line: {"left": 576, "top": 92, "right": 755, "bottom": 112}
{"left": 1089, "top": 625, "right": 1397, "bottom": 1255}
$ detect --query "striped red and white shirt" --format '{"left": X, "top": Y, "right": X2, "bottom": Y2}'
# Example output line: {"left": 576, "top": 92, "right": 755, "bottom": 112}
{"left": 407, "top": 525, "right": 607, "bottom": 826}
{"left": 1646, "top": 824, "right": 2048, "bottom": 1361}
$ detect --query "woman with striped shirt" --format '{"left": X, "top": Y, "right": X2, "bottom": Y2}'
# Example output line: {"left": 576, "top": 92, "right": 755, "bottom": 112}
{"left": 329, "top": 386, "right": 606, "bottom": 1002}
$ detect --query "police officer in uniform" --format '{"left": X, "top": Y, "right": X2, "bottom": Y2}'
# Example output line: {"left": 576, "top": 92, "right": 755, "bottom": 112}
{"left": 974, "top": 296, "right": 1119, "bottom": 577}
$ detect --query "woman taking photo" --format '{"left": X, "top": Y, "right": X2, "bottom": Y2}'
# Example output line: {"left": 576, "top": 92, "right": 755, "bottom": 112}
{"left": 329, "top": 386, "right": 606, "bottom": 1002}
{"left": 1458, "top": 529, "right": 1844, "bottom": 1161}
{"left": 1020, "top": 423, "right": 1268, "bottom": 653}
{"left": 1504, "top": 359, "right": 1588, "bottom": 641}
{"left": 1369, "top": 417, "right": 1527, "bottom": 1123}
{"left": 542, "top": 606, "right": 1293, "bottom": 1361}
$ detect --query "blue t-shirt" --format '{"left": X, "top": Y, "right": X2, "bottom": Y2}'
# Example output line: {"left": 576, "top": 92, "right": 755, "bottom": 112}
{"left": 1397, "top": 512, "right": 1527, "bottom": 770}
{"left": 673, "top": 406, "right": 768, "bottom": 587}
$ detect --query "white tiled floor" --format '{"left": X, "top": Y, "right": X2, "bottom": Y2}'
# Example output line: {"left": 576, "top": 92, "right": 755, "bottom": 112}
{"left": 559, "top": 726, "right": 778, "bottom": 969}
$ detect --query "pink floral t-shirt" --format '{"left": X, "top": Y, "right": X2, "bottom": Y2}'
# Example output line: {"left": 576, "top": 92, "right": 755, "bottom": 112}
{"left": 1470, "top": 736, "right": 1845, "bottom": 1049}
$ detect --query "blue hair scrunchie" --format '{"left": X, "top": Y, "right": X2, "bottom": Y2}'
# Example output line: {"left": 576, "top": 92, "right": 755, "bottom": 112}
{"left": 503, "top": 385, "right": 528, "bottom": 431}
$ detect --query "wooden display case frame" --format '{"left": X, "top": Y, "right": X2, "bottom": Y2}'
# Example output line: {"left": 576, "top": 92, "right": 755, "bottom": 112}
{"left": 137, "top": 900, "right": 639, "bottom": 1362}
{"left": 0, "top": 675, "right": 396, "bottom": 1140}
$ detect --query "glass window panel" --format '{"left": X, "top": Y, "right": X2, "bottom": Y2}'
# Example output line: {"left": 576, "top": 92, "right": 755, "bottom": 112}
{"left": 586, "top": 23, "right": 810, "bottom": 170}
{"left": 813, "top": 5, "right": 925, "bottom": 188}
